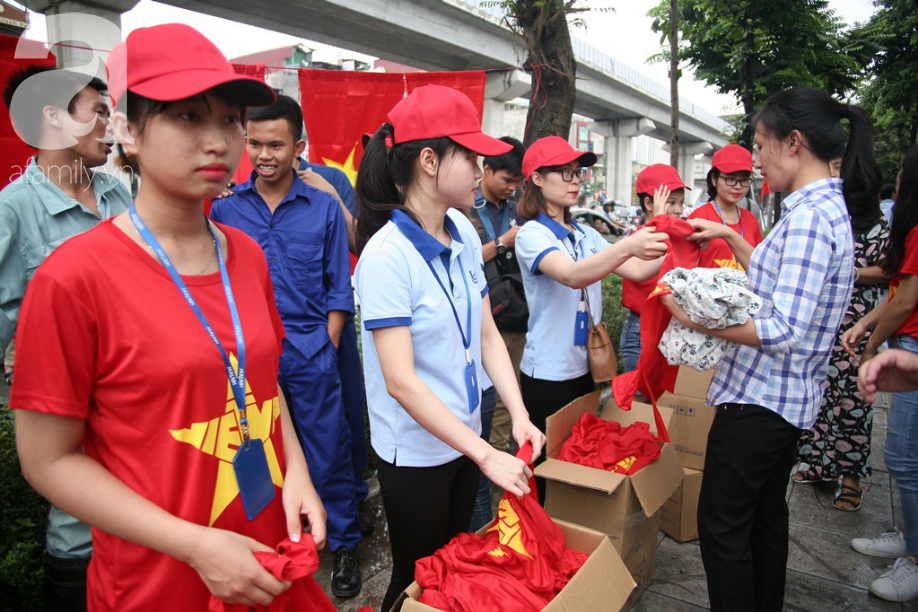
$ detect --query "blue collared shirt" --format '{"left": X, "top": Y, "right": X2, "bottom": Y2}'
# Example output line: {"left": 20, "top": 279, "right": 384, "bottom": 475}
{"left": 298, "top": 158, "right": 357, "bottom": 216}
{"left": 355, "top": 208, "right": 488, "bottom": 467}
{"left": 515, "top": 212, "right": 611, "bottom": 381}
{"left": 210, "top": 169, "right": 354, "bottom": 360}
{"left": 0, "top": 157, "right": 132, "bottom": 351}
{"left": 708, "top": 178, "right": 854, "bottom": 428}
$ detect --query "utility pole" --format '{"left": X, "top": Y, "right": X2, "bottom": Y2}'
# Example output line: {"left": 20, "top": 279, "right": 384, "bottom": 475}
{"left": 669, "top": 0, "right": 679, "bottom": 168}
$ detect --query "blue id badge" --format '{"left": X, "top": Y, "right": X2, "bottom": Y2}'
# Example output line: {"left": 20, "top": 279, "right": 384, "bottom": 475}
{"left": 233, "top": 438, "right": 275, "bottom": 520}
{"left": 465, "top": 355, "right": 480, "bottom": 413}
{"left": 574, "top": 301, "right": 589, "bottom": 346}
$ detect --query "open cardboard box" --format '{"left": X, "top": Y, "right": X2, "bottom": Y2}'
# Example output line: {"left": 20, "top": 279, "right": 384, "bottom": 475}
{"left": 534, "top": 392, "right": 684, "bottom": 602}
{"left": 660, "top": 466, "right": 703, "bottom": 543}
{"left": 395, "top": 519, "right": 637, "bottom": 612}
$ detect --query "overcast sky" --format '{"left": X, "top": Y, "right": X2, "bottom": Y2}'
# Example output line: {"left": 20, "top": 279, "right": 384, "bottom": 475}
{"left": 22, "top": 0, "right": 878, "bottom": 118}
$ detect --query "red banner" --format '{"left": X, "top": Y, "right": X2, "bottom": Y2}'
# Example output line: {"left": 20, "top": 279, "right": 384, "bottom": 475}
{"left": 298, "top": 69, "right": 486, "bottom": 186}
{"left": 0, "top": 34, "right": 55, "bottom": 189}
{"left": 230, "top": 63, "right": 267, "bottom": 188}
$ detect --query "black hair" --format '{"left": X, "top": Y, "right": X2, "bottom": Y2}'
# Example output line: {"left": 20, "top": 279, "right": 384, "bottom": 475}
{"left": 482, "top": 136, "right": 525, "bottom": 175}
{"left": 754, "top": 87, "right": 881, "bottom": 234}
{"left": 119, "top": 83, "right": 244, "bottom": 137}
{"left": 883, "top": 145, "right": 918, "bottom": 278}
{"left": 246, "top": 93, "right": 303, "bottom": 143}
{"left": 4, "top": 65, "right": 108, "bottom": 146}
{"left": 355, "top": 123, "right": 466, "bottom": 250}
{"left": 881, "top": 183, "right": 897, "bottom": 200}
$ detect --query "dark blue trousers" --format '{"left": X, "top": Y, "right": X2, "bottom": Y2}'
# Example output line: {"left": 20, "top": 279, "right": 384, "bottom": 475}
{"left": 280, "top": 339, "right": 359, "bottom": 551}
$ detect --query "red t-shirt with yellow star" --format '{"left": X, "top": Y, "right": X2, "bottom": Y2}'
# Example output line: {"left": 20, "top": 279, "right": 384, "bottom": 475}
{"left": 10, "top": 219, "right": 299, "bottom": 611}
{"left": 689, "top": 202, "right": 764, "bottom": 271}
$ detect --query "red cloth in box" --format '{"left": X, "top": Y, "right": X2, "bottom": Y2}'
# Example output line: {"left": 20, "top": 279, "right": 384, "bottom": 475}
{"left": 558, "top": 413, "right": 661, "bottom": 474}
{"left": 415, "top": 445, "right": 589, "bottom": 611}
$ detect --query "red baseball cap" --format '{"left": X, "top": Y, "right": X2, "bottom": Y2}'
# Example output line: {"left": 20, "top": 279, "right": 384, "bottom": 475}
{"left": 107, "top": 24, "right": 276, "bottom": 109}
{"left": 712, "top": 144, "right": 753, "bottom": 173}
{"left": 522, "top": 136, "right": 597, "bottom": 178}
{"left": 388, "top": 85, "right": 511, "bottom": 156}
{"left": 635, "top": 164, "right": 689, "bottom": 194}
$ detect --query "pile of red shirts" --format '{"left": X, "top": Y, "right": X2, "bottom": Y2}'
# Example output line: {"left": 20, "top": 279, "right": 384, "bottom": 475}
{"left": 210, "top": 536, "right": 335, "bottom": 612}
{"left": 558, "top": 413, "right": 661, "bottom": 475}
{"left": 415, "top": 446, "right": 588, "bottom": 611}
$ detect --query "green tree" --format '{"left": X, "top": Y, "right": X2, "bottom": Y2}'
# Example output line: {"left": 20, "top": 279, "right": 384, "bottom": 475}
{"left": 851, "top": 0, "right": 918, "bottom": 183}
{"left": 649, "top": 0, "right": 868, "bottom": 148}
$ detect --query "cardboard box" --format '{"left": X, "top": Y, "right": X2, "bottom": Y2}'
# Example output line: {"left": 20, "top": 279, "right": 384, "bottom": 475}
{"left": 673, "top": 366, "right": 715, "bottom": 400}
{"left": 651, "top": 394, "right": 717, "bottom": 471}
{"left": 396, "top": 520, "right": 637, "bottom": 612}
{"left": 660, "top": 467, "right": 703, "bottom": 543}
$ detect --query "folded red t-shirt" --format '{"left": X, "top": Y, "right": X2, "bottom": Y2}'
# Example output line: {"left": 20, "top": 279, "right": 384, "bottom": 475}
{"left": 209, "top": 536, "right": 335, "bottom": 612}
{"left": 415, "top": 445, "right": 588, "bottom": 611}
{"left": 559, "top": 413, "right": 661, "bottom": 474}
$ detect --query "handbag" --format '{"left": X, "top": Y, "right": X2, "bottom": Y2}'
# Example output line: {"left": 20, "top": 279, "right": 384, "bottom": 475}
{"left": 582, "top": 287, "right": 617, "bottom": 383}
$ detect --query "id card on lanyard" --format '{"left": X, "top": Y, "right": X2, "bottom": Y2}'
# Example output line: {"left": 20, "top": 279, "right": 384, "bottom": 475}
{"left": 427, "top": 251, "right": 480, "bottom": 414}
{"left": 129, "top": 206, "right": 274, "bottom": 520}
{"left": 564, "top": 234, "right": 590, "bottom": 346}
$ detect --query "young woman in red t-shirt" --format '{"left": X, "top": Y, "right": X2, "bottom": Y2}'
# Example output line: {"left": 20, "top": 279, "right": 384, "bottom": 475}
{"left": 11, "top": 25, "right": 332, "bottom": 611}
{"left": 688, "top": 144, "right": 764, "bottom": 271}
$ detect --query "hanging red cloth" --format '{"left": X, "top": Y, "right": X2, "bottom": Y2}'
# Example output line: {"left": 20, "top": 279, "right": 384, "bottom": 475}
{"left": 209, "top": 535, "right": 335, "bottom": 612}
{"left": 558, "top": 413, "right": 661, "bottom": 474}
{"left": 612, "top": 216, "right": 701, "bottom": 440}
{"left": 415, "top": 445, "right": 589, "bottom": 612}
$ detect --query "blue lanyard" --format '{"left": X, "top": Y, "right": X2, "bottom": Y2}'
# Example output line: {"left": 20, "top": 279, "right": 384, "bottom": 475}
{"left": 711, "top": 199, "right": 744, "bottom": 239}
{"left": 426, "top": 253, "right": 474, "bottom": 365}
{"left": 475, "top": 201, "right": 511, "bottom": 243}
{"left": 128, "top": 205, "right": 252, "bottom": 443}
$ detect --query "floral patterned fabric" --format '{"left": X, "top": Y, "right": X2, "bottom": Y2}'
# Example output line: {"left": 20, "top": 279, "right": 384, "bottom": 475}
{"left": 657, "top": 267, "right": 762, "bottom": 370}
{"left": 797, "top": 219, "right": 890, "bottom": 479}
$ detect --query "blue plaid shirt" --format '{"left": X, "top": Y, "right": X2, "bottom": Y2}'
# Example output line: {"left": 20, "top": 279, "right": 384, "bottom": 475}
{"left": 707, "top": 178, "right": 854, "bottom": 428}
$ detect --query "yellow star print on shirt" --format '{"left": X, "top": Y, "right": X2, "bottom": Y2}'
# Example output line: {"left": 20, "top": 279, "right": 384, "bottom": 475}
{"left": 169, "top": 355, "right": 284, "bottom": 526}
{"left": 487, "top": 497, "right": 533, "bottom": 558}
{"left": 714, "top": 257, "right": 745, "bottom": 271}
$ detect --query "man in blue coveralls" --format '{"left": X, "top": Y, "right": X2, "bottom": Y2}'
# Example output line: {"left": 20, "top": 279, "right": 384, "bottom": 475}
{"left": 210, "top": 94, "right": 362, "bottom": 599}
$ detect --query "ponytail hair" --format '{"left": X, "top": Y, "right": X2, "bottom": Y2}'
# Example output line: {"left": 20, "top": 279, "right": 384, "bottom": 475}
{"left": 754, "top": 87, "right": 881, "bottom": 234}
{"left": 706, "top": 168, "right": 720, "bottom": 202}
{"left": 883, "top": 145, "right": 918, "bottom": 277}
{"left": 355, "top": 123, "right": 466, "bottom": 251}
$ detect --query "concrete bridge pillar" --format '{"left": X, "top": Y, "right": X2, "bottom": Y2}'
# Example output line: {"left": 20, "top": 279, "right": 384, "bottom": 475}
{"left": 592, "top": 117, "right": 655, "bottom": 203}
{"left": 21, "top": 0, "right": 138, "bottom": 77}
{"left": 482, "top": 69, "right": 530, "bottom": 139}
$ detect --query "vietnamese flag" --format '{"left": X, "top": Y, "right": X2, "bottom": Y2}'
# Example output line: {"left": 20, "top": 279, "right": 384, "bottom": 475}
{"left": 298, "top": 69, "right": 487, "bottom": 188}
{"left": 230, "top": 63, "right": 267, "bottom": 189}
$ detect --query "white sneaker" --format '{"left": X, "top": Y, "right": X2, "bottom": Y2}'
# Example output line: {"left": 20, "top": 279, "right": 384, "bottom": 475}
{"left": 851, "top": 528, "right": 907, "bottom": 559}
{"left": 870, "top": 557, "right": 918, "bottom": 602}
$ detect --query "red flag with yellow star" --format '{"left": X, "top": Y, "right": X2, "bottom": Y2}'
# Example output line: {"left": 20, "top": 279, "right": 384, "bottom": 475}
{"left": 298, "top": 69, "right": 487, "bottom": 187}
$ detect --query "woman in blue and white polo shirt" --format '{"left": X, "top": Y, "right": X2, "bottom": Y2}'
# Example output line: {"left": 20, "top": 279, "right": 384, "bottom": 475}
{"left": 354, "top": 86, "right": 545, "bottom": 612}
{"left": 514, "top": 136, "right": 670, "bottom": 501}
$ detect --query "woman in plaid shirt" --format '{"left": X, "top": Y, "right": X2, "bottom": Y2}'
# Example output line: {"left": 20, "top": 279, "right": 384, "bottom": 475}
{"left": 664, "top": 87, "right": 882, "bottom": 612}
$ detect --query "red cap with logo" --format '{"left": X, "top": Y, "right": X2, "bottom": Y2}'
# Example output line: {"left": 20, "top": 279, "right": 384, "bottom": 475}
{"left": 711, "top": 144, "right": 753, "bottom": 173}
{"left": 387, "top": 85, "right": 511, "bottom": 156}
{"left": 106, "top": 23, "right": 276, "bottom": 109}
{"left": 635, "top": 164, "right": 689, "bottom": 194}
{"left": 522, "top": 136, "right": 597, "bottom": 179}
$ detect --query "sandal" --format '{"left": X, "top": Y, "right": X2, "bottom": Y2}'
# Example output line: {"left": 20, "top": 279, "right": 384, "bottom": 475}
{"left": 792, "top": 467, "right": 823, "bottom": 484}
{"left": 834, "top": 484, "right": 863, "bottom": 512}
